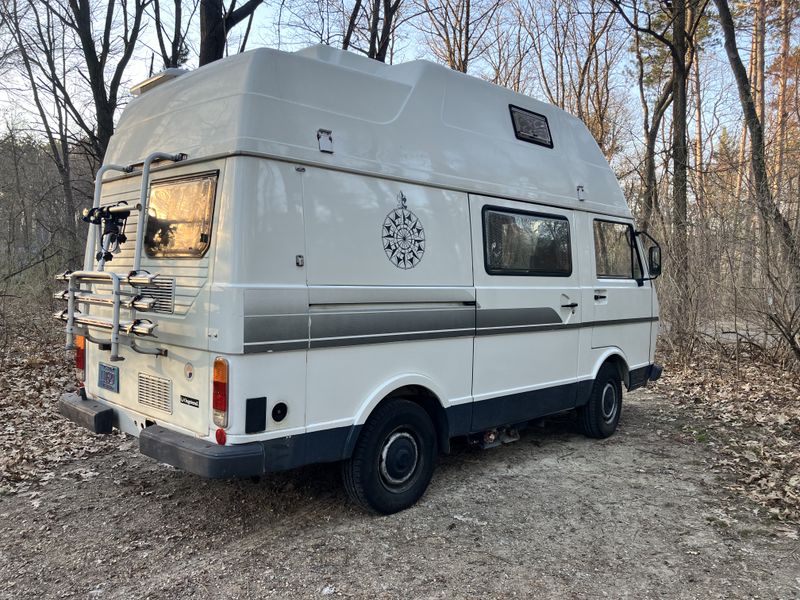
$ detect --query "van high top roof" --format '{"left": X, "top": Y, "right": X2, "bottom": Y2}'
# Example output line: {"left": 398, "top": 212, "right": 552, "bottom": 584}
{"left": 109, "top": 45, "right": 631, "bottom": 218}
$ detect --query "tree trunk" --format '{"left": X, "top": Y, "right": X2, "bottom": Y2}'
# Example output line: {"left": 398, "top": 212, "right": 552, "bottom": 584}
{"left": 693, "top": 50, "right": 705, "bottom": 217}
{"left": 775, "top": 0, "right": 792, "bottom": 202}
{"left": 199, "top": 0, "right": 227, "bottom": 66}
{"left": 199, "top": 0, "right": 262, "bottom": 66}
{"left": 714, "top": 0, "right": 800, "bottom": 284}
{"left": 672, "top": 0, "right": 690, "bottom": 331}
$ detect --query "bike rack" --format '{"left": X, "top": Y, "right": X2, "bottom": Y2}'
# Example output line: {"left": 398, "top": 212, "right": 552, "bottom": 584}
{"left": 56, "top": 151, "right": 187, "bottom": 360}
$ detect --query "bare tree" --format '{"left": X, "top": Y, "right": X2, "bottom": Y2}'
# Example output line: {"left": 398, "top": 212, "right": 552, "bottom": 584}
{"left": 714, "top": 0, "right": 800, "bottom": 359}
{"left": 630, "top": 5, "right": 672, "bottom": 231}
{"left": 68, "top": 0, "right": 151, "bottom": 162}
{"left": 523, "top": 0, "right": 629, "bottom": 160}
{"left": 1, "top": 0, "right": 151, "bottom": 163}
{"left": 4, "top": 0, "right": 80, "bottom": 250}
{"left": 416, "top": 0, "right": 505, "bottom": 73}
{"left": 199, "top": 0, "right": 263, "bottom": 65}
{"left": 608, "top": 0, "right": 708, "bottom": 343}
{"left": 774, "top": 0, "right": 795, "bottom": 200}
{"left": 152, "top": 0, "right": 199, "bottom": 69}
{"left": 342, "top": 0, "right": 403, "bottom": 61}
{"left": 483, "top": 3, "right": 532, "bottom": 92}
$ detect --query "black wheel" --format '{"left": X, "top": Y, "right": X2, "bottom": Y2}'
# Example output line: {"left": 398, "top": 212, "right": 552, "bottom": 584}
{"left": 342, "top": 399, "right": 437, "bottom": 514}
{"left": 577, "top": 363, "right": 622, "bottom": 439}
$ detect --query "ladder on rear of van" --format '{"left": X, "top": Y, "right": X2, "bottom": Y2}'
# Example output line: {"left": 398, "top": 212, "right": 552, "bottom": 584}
{"left": 53, "top": 152, "right": 187, "bottom": 361}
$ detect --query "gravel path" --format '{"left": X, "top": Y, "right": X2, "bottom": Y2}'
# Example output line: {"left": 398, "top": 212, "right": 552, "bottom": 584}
{"left": 1, "top": 390, "right": 798, "bottom": 599}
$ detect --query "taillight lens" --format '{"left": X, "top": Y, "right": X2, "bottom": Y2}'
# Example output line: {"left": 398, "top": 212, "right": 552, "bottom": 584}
{"left": 212, "top": 357, "right": 228, "bottom": 428}
{"left": 75, "top": 335, "right": 86, "bottom": 382}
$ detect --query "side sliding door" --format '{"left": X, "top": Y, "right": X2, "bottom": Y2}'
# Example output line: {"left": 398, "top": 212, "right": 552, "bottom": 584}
{"left": 470, "top": 195, "right": 582, "bottom": 431}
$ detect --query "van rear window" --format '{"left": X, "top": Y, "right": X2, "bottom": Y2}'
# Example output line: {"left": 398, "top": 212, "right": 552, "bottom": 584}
{"left": 593, "top": 220, "right": 642, "bottom": 279}
{"left": 483, "top": 208, "right": 571, "bottom": 276}
{"left": 144, "top": 173, "right": 218, "bottom": 258}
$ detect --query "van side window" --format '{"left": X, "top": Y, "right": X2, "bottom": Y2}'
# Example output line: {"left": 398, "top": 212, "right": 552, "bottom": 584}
{"left": 593, "top": 220, "right": 642, "bottom": 279}
{"left": 483, "top": 208, "right": 571, "bottom": 276}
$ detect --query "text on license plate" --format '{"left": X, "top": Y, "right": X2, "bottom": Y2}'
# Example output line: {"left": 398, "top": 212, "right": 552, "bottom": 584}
{"left": 98, "top": 363, "right": 119, "bottom": 393}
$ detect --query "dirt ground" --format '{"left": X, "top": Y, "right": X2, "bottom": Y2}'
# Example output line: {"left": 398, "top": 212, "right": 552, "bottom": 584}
{"left": 1, "top": 389, "right": 798, "bottom": 600}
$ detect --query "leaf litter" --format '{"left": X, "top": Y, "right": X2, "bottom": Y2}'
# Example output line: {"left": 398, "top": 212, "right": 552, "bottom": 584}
{"left": 654, "top": 349, "right": 800, "bottom": 523}
{"left": 0, "top": 300, "right": 118, "bottom": 496}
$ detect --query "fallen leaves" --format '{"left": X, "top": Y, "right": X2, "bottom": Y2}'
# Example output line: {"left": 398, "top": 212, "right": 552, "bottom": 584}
{"left": 655, "top": 349, "right": 800, "bottom": 523}
{"left": 0, "top": 299, "right": 118, "bottom": 495}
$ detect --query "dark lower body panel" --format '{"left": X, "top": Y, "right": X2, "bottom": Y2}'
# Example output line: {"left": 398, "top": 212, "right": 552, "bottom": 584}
{"left": 58, "top": 362, "right": 663, "bottom": 479}
{"left": 628, "top": 363, "right": 663, "bottom": 391}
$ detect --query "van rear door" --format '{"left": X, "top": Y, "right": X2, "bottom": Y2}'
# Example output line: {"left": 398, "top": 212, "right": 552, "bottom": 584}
{"left": 80, "top": 161, "right": 226, "bottom": 436}
{"left": 469, "top": 195, "right": 581, "bottom": 430}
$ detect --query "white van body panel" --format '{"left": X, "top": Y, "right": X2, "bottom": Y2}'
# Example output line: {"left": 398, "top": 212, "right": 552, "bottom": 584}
{"left": 105, "top": 46, "right": 630, "bottom": 220}
{"left": 58, "top": 44, "right": 660, "bottom": 478}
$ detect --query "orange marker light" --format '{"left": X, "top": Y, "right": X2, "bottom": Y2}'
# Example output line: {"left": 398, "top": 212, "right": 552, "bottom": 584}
{"left": 75, "top": 335, "right": 86, "bottom": 382}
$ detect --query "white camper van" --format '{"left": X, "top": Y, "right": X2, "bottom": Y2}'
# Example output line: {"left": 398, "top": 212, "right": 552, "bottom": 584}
{"left": 55, "top": 45, "right": 663, "bottom": 514}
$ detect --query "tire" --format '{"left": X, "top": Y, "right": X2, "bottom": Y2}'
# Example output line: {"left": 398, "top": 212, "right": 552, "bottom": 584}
{"left": 577, "top": 363, "right": 623, "bottom": 439}
{"left": 342, "top": 399, "right": 437, "bottom": 515}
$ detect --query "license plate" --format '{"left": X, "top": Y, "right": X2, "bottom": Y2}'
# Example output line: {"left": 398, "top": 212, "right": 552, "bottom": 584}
{"left": 98, "top": 363, "right": 119, "bottom": 393}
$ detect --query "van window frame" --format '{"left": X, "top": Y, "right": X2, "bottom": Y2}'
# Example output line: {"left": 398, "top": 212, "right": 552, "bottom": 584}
{"left": 481, "top": 204, "right": 573, "bottom": 277}
{"left": 592, "top": 218, "right": 644, "bottom": 280}
{"left": 144, "top": 169, "right": 220, "bottom": 260}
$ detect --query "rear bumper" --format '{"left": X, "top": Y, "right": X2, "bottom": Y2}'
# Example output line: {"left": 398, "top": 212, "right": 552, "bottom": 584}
{"left": 58, "top": 391, "right": 355, "bottom": 478}
{"left": 59, "top": 391, "right": 114, "bottom": 434}
{"left": 140, "top": 425, "right": 266, "bottom": 478}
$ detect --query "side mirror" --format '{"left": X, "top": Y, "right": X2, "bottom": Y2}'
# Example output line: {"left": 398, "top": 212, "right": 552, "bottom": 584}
{"left": 648, "top": 246, "right": 662, "bottom": 278}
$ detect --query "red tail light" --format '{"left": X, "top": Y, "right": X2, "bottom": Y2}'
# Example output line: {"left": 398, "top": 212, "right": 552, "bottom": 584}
{"left": 215, "top": 428, "right": 227, "bottom": 445}
{"left": 75, "top": 335, "right": 86, "bottom": 382}
{"left": 212, "top": 357, "right": 228, "bottom": 428}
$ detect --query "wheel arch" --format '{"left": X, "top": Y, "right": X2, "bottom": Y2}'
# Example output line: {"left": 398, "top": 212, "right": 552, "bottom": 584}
{"left": 343, "top": 375, "right": 452, "bottom": 458}
{"left": 580, "top": 348, "right": 631, "bottom": 406}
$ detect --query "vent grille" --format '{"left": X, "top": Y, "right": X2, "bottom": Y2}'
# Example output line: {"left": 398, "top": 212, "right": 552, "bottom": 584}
{"left": 140, "top": 277, "right": 175, "bottom": 314}
{"left": 137, "top": 373, "right": 172, "bottom": 414}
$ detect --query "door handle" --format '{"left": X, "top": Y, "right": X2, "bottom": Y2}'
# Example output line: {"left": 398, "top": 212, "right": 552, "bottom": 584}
{"left": 594, "top": 294, "right": 607, "bottom": 301}
{"left": 561, "top": 302, "right": 578, "bottom": 309}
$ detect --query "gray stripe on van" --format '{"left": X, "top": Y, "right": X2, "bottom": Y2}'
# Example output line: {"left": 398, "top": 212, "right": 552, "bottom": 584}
{"left": 244, "top": 340, "right": 309, "bottom": 353}
{"left": 310, "top": 328, "right": 475, "bottom": 349}
{"left": 307, "top": 286, "right": 476, "bottom": 305}
{"left": 244, "top": 314, "right": 309, "bottom": 344}
{"left": 476, "top": 307, "right": 561, "bottom": 329}
{"left": 310, "top": 307, "right": 475, "bottom": 340}
{"left": 244, "top": 288, "right": 308, "bottom": 316}
{"left": 241, "top": 296, "right": 657, "bottom": 352}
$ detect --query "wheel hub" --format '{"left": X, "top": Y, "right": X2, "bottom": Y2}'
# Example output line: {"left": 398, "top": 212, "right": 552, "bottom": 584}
{"left": 380, "top": 431, "right": 419, "bottom": 486}
{"left": 601, "top": 382, "right": 618, "bottom": 423}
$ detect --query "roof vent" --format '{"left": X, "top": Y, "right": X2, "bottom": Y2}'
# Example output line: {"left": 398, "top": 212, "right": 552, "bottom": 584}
{"left": 131, "top": 68, "right": 188, "bottom": 97}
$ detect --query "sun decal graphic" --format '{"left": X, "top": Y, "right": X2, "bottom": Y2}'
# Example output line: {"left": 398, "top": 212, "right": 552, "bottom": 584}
{"left": 382, "top": 192, "right": 425, "bottom": 270}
